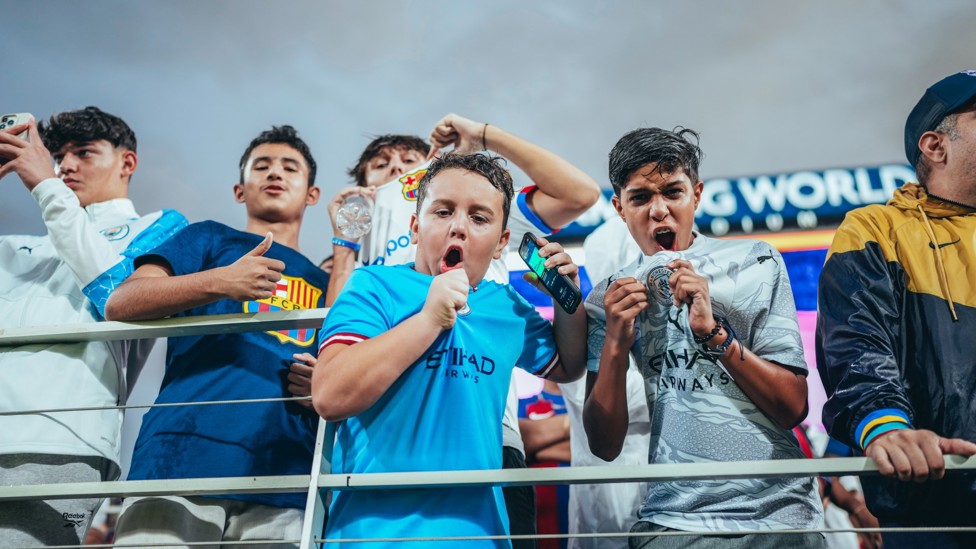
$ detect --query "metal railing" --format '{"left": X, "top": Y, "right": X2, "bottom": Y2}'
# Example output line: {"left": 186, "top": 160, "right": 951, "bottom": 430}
{"left": 3, "top": 312, "right": 975, "bottom": 547}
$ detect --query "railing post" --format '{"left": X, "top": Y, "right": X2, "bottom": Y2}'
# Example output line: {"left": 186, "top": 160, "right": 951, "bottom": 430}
{"left": 301, "top": 417, "right": 337, "bottom": 549}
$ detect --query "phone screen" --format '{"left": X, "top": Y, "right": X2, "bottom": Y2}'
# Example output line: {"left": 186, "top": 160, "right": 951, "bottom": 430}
{"left": 525, "top": 240, "right": 547, "bottom": 277}
{"left": 519, "top": 232, "right": 582, "bottom": 314}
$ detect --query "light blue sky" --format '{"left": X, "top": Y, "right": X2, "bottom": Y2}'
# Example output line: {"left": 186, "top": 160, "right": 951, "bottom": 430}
{"left": 2, "top": 0, "right": 974, "bottom": 261}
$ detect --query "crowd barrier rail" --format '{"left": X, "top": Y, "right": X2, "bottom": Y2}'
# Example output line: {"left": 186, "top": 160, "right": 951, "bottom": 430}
{"left": 2, "top": 312, "right": 975, "bottom": 548}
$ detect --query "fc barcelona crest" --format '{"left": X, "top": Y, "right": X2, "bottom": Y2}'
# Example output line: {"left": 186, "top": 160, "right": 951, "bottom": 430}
{"left": 400, "top": 167, "right": 427, "bottom": 201}
{"left": 243, "top": 275, "right": 323, "bottom": 346}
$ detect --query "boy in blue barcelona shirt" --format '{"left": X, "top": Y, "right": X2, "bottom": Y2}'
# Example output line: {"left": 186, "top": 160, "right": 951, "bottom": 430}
{"left": 313, "top": 152, "right": 587, "bottom": 548}
{"left": 105, "top": 126, "right": 327, "bottom": 546}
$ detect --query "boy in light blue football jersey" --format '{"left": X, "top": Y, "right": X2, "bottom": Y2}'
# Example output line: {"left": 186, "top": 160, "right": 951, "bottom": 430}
{"left": 314, "top": 152, "right": 587, "bottom": 548}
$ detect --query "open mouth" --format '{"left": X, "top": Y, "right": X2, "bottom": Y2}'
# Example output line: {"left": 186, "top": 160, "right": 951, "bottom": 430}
{"left": 441, "top": 245, "right": 464, "bottom": 272}
{"left": 654, "top": 228, "right": 676, "bottom": 251}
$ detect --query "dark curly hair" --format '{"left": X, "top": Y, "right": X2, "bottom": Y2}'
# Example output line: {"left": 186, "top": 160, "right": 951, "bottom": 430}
{"left": 608, "top": 127, "right": 703, "bottom": 195}
{"left": 38, "top": 106, "right": 137, "bottom": 154}
{"left": 239, "top": 125, "right": 317, "bottom": 186}
{"left": 416, "top": 152, "right": 514, "bottom": 229}
{"left": 348, "top": 134, "right": 429, "bottom": 187}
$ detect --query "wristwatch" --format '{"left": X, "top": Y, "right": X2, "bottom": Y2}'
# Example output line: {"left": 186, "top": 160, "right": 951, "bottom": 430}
{"left": 701, "top": 317, "right": 736, "bottom": 356}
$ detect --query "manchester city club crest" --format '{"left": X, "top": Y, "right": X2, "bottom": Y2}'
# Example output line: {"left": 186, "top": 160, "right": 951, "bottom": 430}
{"left": 100, "top": 224, "right": 130, "bottom": 241}
{"left": 400, "top": 167, "right": 427, "bottom": 201}
{"left": 645, "top": 265, "right": 674, "bottom": 306}
{"left": 636, "top": 251, "right": 680, "bottom": 307}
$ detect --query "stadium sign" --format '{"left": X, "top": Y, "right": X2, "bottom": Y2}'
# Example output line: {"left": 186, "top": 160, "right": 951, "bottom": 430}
{"left": 558, "top": 163, "right": 916, "bottom": 238}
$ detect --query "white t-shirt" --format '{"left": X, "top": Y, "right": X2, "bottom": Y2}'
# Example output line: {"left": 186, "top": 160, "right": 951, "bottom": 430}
{"left": 562, "top": 368, "right": 649, "bottom": 548}
{"left": 558, "top": 216, "right": 649, "bottom": 548}
{"left": 357, "top": 163, "right": 555, "bottom": 452}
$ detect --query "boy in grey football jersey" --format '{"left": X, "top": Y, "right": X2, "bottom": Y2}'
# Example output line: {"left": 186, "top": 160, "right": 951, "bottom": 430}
{"left": 582, "top": 127, "right": 824, "bottom": 548}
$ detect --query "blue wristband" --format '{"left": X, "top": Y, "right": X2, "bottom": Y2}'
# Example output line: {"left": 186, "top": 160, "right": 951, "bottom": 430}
{"left": 332, "top": 237, "right": 361, "bottom": 252}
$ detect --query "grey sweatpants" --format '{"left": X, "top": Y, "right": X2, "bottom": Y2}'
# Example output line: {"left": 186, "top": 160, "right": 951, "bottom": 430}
{"left": 628, "top": 521, "right": 826, "bottom": 549}
{"left": 0, "top": 453, "right": 117, "bottom": 547}
{"left": 113, "top": 495, "right": 303, "bottom": 548}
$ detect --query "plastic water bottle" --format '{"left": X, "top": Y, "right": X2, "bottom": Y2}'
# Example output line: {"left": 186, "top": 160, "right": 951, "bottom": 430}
{"left": 335, "top": 195, "right": 373, "bottom": 239}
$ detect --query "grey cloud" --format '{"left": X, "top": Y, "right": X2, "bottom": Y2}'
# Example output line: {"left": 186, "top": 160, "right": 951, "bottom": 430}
{"left": 2, "top": 0, "right": 975, "bottom": 261}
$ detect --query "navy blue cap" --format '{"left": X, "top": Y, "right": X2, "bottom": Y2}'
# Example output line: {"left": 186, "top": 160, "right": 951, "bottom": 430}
{"left": 905, "top": 71, "right": 976, "bottom": 166}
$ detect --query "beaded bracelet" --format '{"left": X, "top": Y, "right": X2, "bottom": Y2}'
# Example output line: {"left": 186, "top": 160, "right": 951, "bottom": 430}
{"left": 700, "top": 319, "right": 739, "bottom": 360}
{"left": 693, "top": 321, "right": 722, "bottom": 344}
{"left": 332, "top": 237, "right": 361, "bottom": 252}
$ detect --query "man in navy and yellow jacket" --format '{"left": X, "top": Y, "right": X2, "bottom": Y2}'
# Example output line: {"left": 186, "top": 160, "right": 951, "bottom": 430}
{"left": 817, "top": 71, "right": 976, "bottom": 547}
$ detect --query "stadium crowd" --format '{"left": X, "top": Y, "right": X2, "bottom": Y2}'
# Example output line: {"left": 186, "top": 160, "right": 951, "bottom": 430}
{"left": 1, "top": 70, "right": 976, "bottom": 548}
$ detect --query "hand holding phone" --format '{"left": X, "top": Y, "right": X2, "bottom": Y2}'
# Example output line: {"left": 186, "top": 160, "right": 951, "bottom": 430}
{"left": 1, "top": 113, "right": 33, "bottom": 168}
{"left": 0, "top": 113, "right": 57, "bottom": 189}
{"left": 519, "top": 232, "right": 583, "bottom": 314}
{"left": 0, "top": 113, "right": 32, "bottom": 141}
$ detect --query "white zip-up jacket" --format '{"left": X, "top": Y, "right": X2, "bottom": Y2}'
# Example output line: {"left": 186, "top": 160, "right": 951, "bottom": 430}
{"left": 0, "top": 178, "right": 186, "bottom": 468}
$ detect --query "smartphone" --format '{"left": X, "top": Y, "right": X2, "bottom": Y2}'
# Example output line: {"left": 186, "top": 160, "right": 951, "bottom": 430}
{"left": 0, "top": 113, "right": 32, "bottom": 141}
{"left": 0, "top": 113, "right": 31, "bottom": 167}
{"left": 519, "top": 232, "right": 583, "bottom": 314}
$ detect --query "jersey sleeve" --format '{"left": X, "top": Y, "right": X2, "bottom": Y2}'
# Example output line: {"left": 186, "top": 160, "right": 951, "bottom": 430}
{"left": 584, "top": 278, "right": 610, "bottom": 373}
{"left": 31, "top": 178, "right": 188, "bottom": 319}
{"left": 737, "top": 245, "right": 808, "bottom": 372}
{"left": 505, "top": 187, "right": 557, "bottom": 251}
{"left": 82, "top": 209, "right": 188, "bottom": 318}
{"left": 135, "top": 221, "right": 213, "bottom": 276}
{"left": 318, "top": 269, "right": 395, "bottom": 354}
{"left": 815, "top": 211, "right": 914, "bottom": 451}
{"left": 509, "top": 289, "right": 560, "bottom": 378}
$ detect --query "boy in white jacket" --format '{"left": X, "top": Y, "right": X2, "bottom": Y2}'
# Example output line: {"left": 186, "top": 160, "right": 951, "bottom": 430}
{"left": 0, "top": 107, "right": 186, "bottom": 546}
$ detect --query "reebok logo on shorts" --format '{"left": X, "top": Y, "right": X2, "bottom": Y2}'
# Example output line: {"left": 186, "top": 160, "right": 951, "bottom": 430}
{"left": 62, "top": 511, "right": 86, "bottom": 528}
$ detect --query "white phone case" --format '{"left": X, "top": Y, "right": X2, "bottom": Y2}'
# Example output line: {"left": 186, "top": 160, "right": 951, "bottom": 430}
{"left": 0, "top": 112, "right": 32, "bottom": 141}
